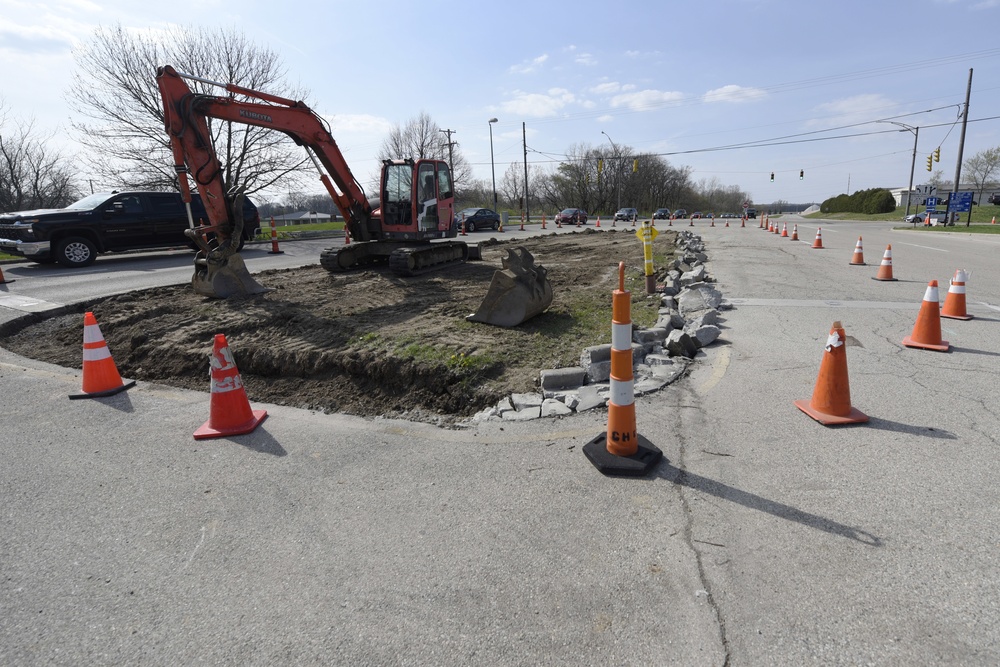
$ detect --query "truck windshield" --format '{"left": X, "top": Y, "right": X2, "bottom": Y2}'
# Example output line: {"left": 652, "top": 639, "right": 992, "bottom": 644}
{"left": 65, "top": 193, "right": 115, "bottom": 210}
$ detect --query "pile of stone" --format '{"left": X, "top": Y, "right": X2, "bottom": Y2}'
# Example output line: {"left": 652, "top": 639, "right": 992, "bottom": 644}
{"left": 468, "top": 231, "right": 729, "bottom": 422}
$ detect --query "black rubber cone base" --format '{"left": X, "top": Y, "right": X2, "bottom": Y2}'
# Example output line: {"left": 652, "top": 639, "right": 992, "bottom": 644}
{"left": 69, "top": 379, "right": 136, "bottom": 400}
{"left": 583, "top": 433, "right": 663, "bottom": 477}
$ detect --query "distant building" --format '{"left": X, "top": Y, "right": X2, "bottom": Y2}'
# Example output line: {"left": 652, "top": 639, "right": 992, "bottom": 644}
{"left": 267, "top": 210, "right": 334, "bottom": 225}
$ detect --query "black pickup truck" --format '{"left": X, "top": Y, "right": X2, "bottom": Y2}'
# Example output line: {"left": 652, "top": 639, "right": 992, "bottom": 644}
{"left": 0, "top": 191, "right": 260, "bottom": 268}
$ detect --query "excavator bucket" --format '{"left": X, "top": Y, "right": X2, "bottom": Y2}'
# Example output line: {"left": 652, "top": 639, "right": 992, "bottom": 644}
{"left": 191, "top": 252, "right": 270, "bottom": 298}
{"left": 467, "top": 247, "right": 553, "bottom": 327}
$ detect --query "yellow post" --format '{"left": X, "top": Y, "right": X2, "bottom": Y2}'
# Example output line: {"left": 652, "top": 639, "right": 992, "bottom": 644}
{"left": 635, "top": 219, "right": 658, "bottom": 295}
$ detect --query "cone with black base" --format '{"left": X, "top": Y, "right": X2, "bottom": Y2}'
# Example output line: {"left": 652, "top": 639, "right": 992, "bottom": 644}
{"left": 872, "top": 245, "right": 896, "bottom": 281}
{"left": 70, "top": 312, "right": 136, "bottom": 399}
{"left": 849, "top": 237, "right": 865, "bottom": 265}
{"left": 583, "top": 262, "right": 662, "bottom": 476}
{"left": 194, "top": 333, "right": 268, "bottom": 439}
{"left": 902, "top": 281, "right": 950, "bottom": 352}
{"left": 794, "top": 321, "right": 868, "bottom": 425}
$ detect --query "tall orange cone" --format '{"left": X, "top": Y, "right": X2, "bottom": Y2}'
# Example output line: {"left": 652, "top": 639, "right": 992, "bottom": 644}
{"left": 849, "top": 237, "right": 865, "bottom": 265}
{"left": 69, "top": 312, "right": 136, "bottom": 399}
{"left": 872, "top": 244, "right": 896, "bottom": 281}
{"left": 194, "top": 334, "right": 268, "bottom": 439}
{"left": 794, "top": 321, "right": 868, "bottom": 425}
{"left": 0, "top": 264, "right": 13, "bottom": 284}
{"left": 583, "top": 262, "right": 662, "bottom": 476}
{"left": 541, "top": 214, "right": 546, "bottom": 229}
{"left": 811, "top": 227, "right": 824, "bottom": 249}
{"left": 940, "top": 269, "right": 973, "bottom": 320}
{"left": 902, "top": 281, "right": 950, "bottom": 352}
{"left": 791, "top": 224, "right": 799, "bottom": 241}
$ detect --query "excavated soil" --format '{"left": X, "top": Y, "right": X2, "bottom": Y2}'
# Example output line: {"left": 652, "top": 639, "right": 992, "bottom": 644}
{"left": 2, "top": 228, "right": 677, "bottom": 424}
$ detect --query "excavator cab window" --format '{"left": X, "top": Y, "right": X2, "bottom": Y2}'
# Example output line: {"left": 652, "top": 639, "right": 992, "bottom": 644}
{"left": 417, "top": 162, "right": 438, "bottom": 231}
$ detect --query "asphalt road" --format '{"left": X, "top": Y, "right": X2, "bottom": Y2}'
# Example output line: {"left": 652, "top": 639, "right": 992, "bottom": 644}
{"left": 1, "top": 218, "right": 998, "bottom": 665}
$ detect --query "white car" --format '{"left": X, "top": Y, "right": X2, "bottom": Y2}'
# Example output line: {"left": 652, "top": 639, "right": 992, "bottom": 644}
{"left": 904, "top": 212, "right": 951, "bottom": 226}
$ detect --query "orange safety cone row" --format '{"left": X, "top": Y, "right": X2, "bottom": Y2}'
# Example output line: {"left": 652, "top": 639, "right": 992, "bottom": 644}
{"left": 583, "top": 262, "right": 662, "bottom": 476}
{"left": 0, "top": 264, "right": 13, "bottom": 284}
{"left": 811, "top": 227, "right": 824, "bottom": 249}
{"left": 849, "top": 237, "right": 865, "bottom": 265}
{"left": 794, "top": 321, "right": 868, "bottom": 425}
{"left": 791, "top": 224, "right": 799, "bottom": 241}
{"left": 940, "top": 269, "right": 973, "bottom": 320}
{"left": 194, "top": 333, "right": 268, "bottom": 439}
{"left": 70, "top": 312, "right": 136, "bottom": 399}
{"left": 902, "top": 281, "right": 950, "bottom": 352}
{"left": 872, "top": 245, "right": 896, "bottom": 281}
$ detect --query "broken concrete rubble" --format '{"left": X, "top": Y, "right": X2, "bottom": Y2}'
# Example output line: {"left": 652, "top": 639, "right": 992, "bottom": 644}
{"left": 467, "top": 230, "right": 728, "bottom": 423}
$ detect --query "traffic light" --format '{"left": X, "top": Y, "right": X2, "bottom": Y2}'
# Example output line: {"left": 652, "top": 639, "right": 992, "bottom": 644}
{"left": 934, "top": 147, "right": 940, "bottom": 163}
{"left": 770, "top": 172, "right": 774, "bottom": 182}
{"left": 926, "top": 155, "right": 933, "bottom": 171}
{"left": 799, "top": 169, "right": 804, "bottom": 180}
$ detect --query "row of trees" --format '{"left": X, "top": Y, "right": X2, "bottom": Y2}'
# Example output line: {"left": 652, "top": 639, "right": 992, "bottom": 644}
{"left": 0, "top": 102, "right": 79, "bottom": 211}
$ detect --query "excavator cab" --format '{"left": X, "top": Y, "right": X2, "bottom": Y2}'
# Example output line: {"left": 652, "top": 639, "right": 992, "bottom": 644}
{"left": 378, "top": 159, "right": 455, "bottom": 239}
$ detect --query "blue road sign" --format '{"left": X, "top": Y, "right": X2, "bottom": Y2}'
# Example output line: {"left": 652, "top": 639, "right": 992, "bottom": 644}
{"left": 947, "top": 191, "right": 974, "bottom": 213}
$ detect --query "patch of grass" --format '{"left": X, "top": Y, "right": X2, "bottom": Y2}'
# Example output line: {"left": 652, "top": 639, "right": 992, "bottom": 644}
{"left": 895, "top": 223, "right": 1000, "bottom": 234}
{"left": 802, "top": 204, "right": 1000, "bottom": 224}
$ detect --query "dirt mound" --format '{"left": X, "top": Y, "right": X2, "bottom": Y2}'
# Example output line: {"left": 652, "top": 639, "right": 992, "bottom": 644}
{"left": 3, "top": 228, "right": 675, "bottom": 423}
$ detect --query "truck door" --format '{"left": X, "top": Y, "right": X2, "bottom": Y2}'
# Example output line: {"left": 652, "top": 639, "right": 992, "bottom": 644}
{"left": 99, "top": 193, "right": 156, "bottom": 250}
{"left": 146, "top": 193, "right": 190, "bottom": 246}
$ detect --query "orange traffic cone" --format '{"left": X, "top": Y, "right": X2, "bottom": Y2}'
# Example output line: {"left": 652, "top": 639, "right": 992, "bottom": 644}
{"left": 69, "top": 312, "right": 136, "bottom": 399}
{"left": 791, "top": 224, "right": 799, "bottom": 241}
{"left": 460, "top": 215, "right": 467, "bottom": 236}
{"left": 541, "top": 214, "right": 546, "bottom": 229}
{"left": 689, "top": 217, "right": 694, "bottom": 227}
{"left": 0, "top": 264, "right": 13, "bottom": 284}
{"left": 596, "top": 215, "right": 601, "bottom": 228}
{"left": 781, "top": 222, "right": 788, "bottom": 237}
{"left": 725, "top": 219, "right": 730, "bottom": 228}
{"left": 773, "top": 221, "right": 780, "bottom": 234}
{"left": 872, "top": 245, "right": 896, "bottom": 281}
{"left": 520, "top": 213, "right": 525, "bottom": 231}
{"left": 849, "top": 237, "right": 865, "bottom": 265}
{"left": 344, "top": 227, "right": 351, "bottom": 245}
{"left": 740, "top": 217, "right": 745, "bottom": 228}
{"left": 902, "top": 281, "right": 950, "bottom": 351}
{"left": 992, "top": 216, "right": 996, "bottom": 225}
{"left": 940, "top": 269, "right": 973, "bottom": 320}
{"left": 194, "top": 333, "right": 268, "bottom": 439}
{"left": 794, "top": 321, "right": 868, "bottom": 425}
{"left": 582, "top": 262, "right": 662, "bottom": 476}
{"left": 811, "top": 227, "right": 824, "bottom": 249}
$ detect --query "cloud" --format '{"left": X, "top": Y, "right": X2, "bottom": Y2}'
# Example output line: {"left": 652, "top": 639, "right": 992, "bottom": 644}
{"left": 500, "top": 88, "right": 576, "bottom": 118}
{"left": 508, "top": 53, "right": 549, "bottom": 75}
{"left": 327, "top": 113, "right": 393, "bottom": 136}
{"left": 809, "top": 94, "right": 897, "bottom": 127}
{"left": 609, "top": 89, "right": 684, "bottom": 111}
{"left": 590, "top": 81, "right": 635, "bottom": 95}
{"left": 574, "top": 52, "right": 597, "bottom": 66}
{"left": 598, "top": 114, "right": 614, "bottom": 123}
{"left": 0, "top": 19, "right": 77, "bottom": 54}
{"left": 703, "top": 85, "right": 766, "bottom": 104}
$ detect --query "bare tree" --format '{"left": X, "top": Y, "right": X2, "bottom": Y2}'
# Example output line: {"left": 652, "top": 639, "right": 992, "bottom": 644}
{"left": 377, "top": 112, "right": 473, "bottom": 187}
{"left": 0, "top": 102, "right": 79, "bottom": 211}
{"left": 67, "top": 24, "right": 310, "bottom": 196}
{"left": 963, "top": 147, "right": 1000, "bottom": 202}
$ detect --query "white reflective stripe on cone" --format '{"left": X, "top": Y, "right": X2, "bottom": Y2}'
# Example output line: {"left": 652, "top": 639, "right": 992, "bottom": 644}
{"left": 83, "top": 324, "right": 106, "bottom": 345}
{"left": 609, "top": 378, "right": 634, "bottom": 407}
{"left": 82, "top": 346, "right": 112, "bottom": 361}
{"left": 949, "top": 283, "right": 966, "bottom": 294}
{"left": 924, "top": 285, "right": 939, "bottom": 302}
{"left": 212, "top": 374, "right": 244, "bottom": 393}
{"left": 611, "top": 322, "right": 631, "bottom": 350}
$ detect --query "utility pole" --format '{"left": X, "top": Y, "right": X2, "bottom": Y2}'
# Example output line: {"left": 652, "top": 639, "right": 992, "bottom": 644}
{"left": 522, "top": 122, "right": 529, "bottom": 223}
{"left": 953, "top": 68, "right": 973, "bottom": 226}
{"left": 439, "top": 128, "right": 457, "bottom": 178}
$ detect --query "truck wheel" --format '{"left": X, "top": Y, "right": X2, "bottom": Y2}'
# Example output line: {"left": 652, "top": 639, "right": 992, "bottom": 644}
{"left": 55, "top": 236, "right": 97, "bottom": 268}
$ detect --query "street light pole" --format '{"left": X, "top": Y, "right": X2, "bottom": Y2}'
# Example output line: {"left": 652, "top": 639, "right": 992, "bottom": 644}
{"left": 488, "top": 118, "right": 498, "bottom": 211}
{"left": 878, "top": 120, "right": 919, "bottom": 217}
{"left": 601, "top": 130, "right": 621, "bottom": 213}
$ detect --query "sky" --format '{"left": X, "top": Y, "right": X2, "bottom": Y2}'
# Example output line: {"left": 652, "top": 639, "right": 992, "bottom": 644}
{"left": 3, "top": 0, "right": 1000, "bottom": 209}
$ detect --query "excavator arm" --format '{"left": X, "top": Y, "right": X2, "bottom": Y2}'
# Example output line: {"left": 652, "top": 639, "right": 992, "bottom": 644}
{"left": 156, "top": 65, "right": 376, "bottom": 296}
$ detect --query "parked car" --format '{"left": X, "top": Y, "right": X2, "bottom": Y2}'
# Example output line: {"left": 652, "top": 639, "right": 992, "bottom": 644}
{"left": 455, "top": 207, "right": 501, "bottom": 232}
{"left": 0, "top": 190, "right": 261, "bottom": 268}
{"left": 673, "top": 209, "right": 687, "bottom": 219}
{"left": 745, "top": 208, "right": 757, "bottom": 219}
{"left": 555, "top": 208, "right": 588, "bottom": 225}
{"left": 613, "top": 207, "right": 638, "bottom": 222}
{"left": 988, "top": 193, "right": 1000, "bottom": 205}
{"left": 904, "top": 211, "right": 952, "bottom": 226}
{"left": 691, "top": 212, "right": 702, "bottom": 219}
{"left": 653, "top": 208, "right": 672, "bottom": 220}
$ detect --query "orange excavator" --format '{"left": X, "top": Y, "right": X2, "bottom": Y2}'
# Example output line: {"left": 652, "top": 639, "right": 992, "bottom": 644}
{"left": 156, "top": 65, "right": 466, "bottom": 298}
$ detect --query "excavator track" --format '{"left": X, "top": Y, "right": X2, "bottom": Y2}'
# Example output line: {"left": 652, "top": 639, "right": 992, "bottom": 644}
{"left": 320, "top": 240, "right": 469, "bottom": 276}
{"left": 388, "top": 241, "right": 469, "bottom": 277}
